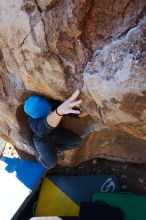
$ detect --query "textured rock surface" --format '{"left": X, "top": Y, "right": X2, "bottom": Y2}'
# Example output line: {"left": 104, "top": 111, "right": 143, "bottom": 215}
{"left": 0, "top": 0, "right": 146, "bottom": 165}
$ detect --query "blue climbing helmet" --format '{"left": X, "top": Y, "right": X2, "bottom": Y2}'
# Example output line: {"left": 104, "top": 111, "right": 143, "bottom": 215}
{"left": 24, "top": 95, "right": 52, "bottom": 119}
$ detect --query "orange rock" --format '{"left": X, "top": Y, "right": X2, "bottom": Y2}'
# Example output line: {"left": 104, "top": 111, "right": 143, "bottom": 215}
{"left": 0, "top": 0, "right": 146, "bottom": 165}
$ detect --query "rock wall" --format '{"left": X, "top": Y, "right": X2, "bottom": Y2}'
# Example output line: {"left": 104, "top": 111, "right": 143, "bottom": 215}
{"left": 0, "top": 0, "right": 146, "bottom": 166}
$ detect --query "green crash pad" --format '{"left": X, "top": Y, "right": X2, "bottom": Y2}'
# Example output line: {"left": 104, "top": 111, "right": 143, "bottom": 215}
{"left": 92, "top": 192, "right": 146, "bottom": 220}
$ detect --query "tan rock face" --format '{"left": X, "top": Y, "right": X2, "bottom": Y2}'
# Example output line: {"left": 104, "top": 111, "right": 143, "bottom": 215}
{"left": 0, "top": 0, "right": 146, "bottom": 166}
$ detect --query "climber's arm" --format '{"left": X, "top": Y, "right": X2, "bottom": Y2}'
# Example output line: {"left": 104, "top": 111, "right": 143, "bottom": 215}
{"left": 46, "top": 110, "right": 63, "bottom": 128}
{"left": 46, "top": 90, "right": 82, "bottom": 127}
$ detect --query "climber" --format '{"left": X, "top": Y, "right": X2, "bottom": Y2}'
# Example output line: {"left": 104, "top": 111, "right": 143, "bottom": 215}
{"left": 24, "top": 90, "right": 87, "bottom": 169}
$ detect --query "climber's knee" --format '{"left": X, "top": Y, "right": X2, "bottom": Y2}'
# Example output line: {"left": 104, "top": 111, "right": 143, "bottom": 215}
{"left": 39, "top": 155, "right": 57, "bottom": 169}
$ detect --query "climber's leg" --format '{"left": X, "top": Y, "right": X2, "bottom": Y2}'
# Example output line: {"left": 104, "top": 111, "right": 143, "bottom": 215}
{"left": 33, "top": 136, "right": 57, "bottom": 169}
{"left": 56, "top": 127, "right": 82, "bottom": 150}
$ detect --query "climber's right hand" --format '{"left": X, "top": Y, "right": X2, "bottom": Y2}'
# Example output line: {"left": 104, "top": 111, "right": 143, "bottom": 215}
{"left": 56, "top": 90, "right": 82, "bottom": 116}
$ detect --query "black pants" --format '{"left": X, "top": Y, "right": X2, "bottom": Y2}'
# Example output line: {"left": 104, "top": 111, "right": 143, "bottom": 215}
{"left": 33, "top": 127, "right": 81, "bottom": 169}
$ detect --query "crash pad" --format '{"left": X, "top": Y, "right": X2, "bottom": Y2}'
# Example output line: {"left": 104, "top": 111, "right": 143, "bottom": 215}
{"left": 30, "top": 218, "right": 63, "bottom": 220}
{"left": 35, "top": 175, "right": 119, "bottom": 217}
{"left": 0, "top": 157, "right": 46, "bottom": 220}
{"left": 30, "top": 218, "right": 78, "bottom": 220}
{"left": 92, "top": 192, "right": 146, "bottom": 220}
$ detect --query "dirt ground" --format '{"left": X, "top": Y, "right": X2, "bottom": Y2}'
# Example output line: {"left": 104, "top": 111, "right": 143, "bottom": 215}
{"left": 2, "top": 143, "right": 146, "bottom": 195}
